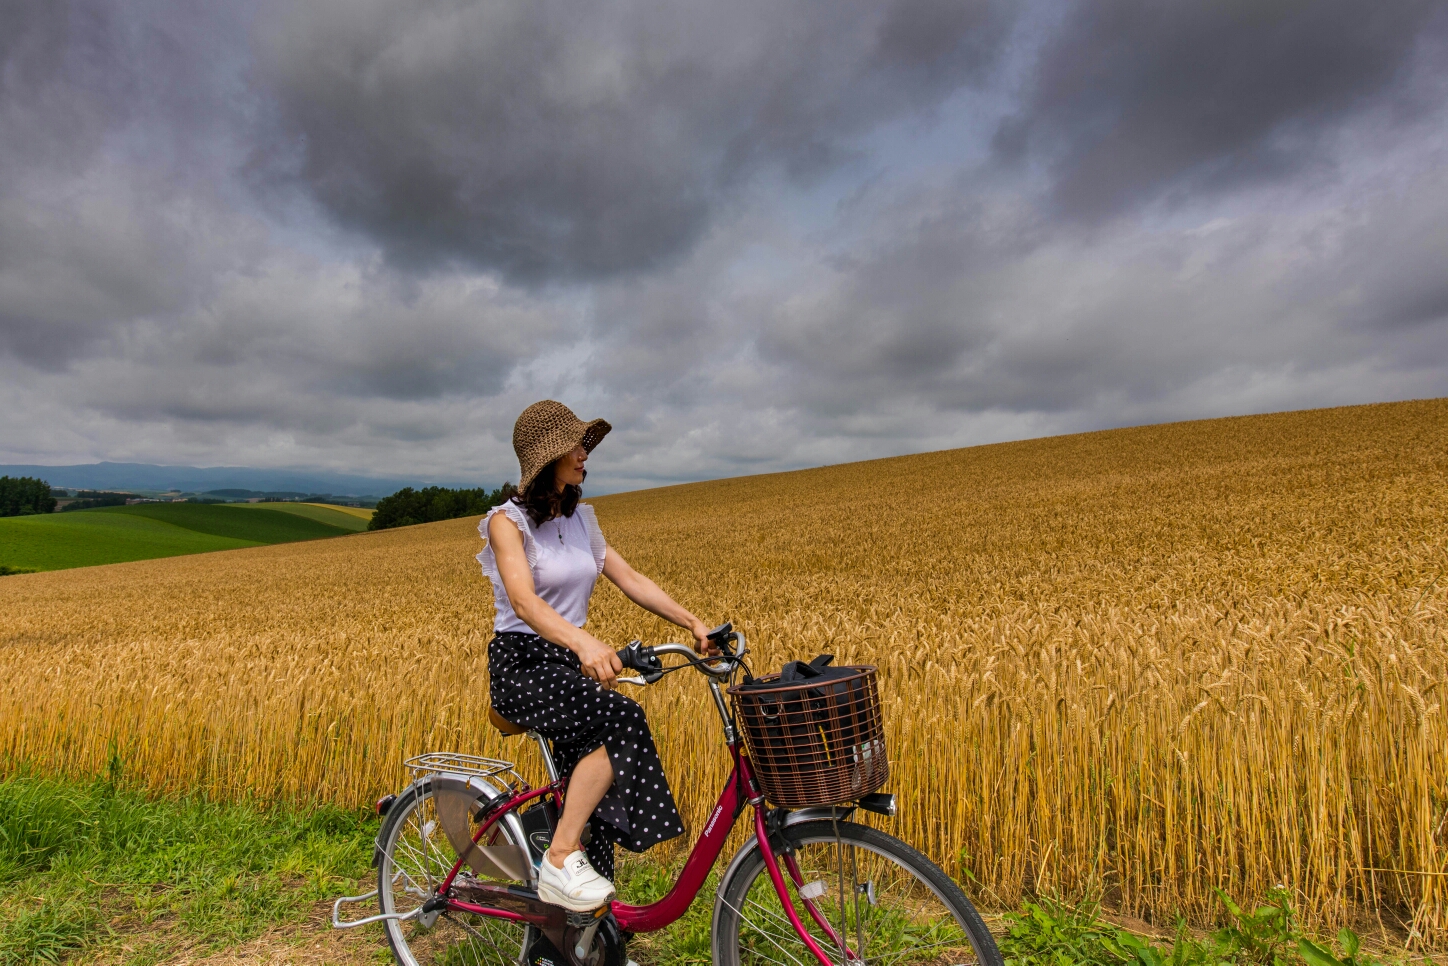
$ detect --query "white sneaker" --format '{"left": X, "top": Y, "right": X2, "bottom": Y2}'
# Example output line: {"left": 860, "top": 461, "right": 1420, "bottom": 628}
{"left": 536, "top": 850, "right": 615, "bottom": 912}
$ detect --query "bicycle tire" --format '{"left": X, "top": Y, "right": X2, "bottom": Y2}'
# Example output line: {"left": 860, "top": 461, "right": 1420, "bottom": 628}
{"left": 712, "top": 819, "right": 1003, "bottom": 966}
{"left": 376, "top": 779, "right": 536, "bottom": 966}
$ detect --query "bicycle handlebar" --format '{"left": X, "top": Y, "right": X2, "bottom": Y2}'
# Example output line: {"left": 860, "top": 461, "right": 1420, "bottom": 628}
{"left": 616, "top": 624, "right": 744, "bottom": 686}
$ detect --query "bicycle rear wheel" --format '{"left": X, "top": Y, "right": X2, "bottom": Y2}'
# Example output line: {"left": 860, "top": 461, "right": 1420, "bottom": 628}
{"left": 377, "top": 779, "right": 534, "bottom": 966}
{"left": 712, "top": 820, "right": 1002, "bottom": 966}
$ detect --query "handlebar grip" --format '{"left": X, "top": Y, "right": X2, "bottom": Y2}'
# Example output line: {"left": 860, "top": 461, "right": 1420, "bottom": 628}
{"left": 617, "top": 641, "right": 664, "bottom": 683}
{"left": 617, "top": 640, "right": 645, "bottom": 671}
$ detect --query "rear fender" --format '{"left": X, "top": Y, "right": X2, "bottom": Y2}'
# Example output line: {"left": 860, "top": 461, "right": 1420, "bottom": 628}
{"left": 374, "top": 774, "right": 535, "bottom": 888}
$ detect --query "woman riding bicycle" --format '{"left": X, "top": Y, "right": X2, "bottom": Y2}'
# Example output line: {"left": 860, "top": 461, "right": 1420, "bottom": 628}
{"left": 477, "top": 400, "right": 712, "bottom": 913}
{"left": 349, "top": 400, "right": 1004, "bottom": 963}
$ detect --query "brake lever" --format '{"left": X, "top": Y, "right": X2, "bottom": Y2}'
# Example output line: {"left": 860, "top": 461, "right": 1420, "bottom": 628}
{"left": 706, "top": 621, "right": 734, "bottom": 652}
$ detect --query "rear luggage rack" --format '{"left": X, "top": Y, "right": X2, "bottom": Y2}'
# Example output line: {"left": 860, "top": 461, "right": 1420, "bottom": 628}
{"left": 405, "top": 751, "right": 524, "bottom": 786}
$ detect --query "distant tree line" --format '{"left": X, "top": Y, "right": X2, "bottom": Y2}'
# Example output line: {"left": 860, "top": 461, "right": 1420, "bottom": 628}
{"left": 59, "top": 490, "right": 136, "bottom": 511}
{"left": 202, "top": 489, "right": 378, "bottom": 507}
{"left": 0, "top": 476, "right": 57, "bottom": 516}
{"left": 368, "top": 483, "right": 517, "bottom": 531}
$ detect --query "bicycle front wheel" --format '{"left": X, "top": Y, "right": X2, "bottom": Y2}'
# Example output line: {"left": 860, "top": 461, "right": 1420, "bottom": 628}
{"left": 712, "top": 820, "right": 1003, "bottom": 966}
{"left": 377, "top": 779, "right": 534, "bottom": 966}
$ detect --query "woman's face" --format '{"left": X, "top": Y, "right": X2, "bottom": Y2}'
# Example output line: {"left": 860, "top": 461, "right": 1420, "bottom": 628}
{"left": 555, "top": 444, "right": 588, "bottom": 490}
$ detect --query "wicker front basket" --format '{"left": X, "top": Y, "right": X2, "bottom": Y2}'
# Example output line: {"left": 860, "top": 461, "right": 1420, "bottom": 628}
{"left": 729, "top": 665, "right": 889, "bottom": 808}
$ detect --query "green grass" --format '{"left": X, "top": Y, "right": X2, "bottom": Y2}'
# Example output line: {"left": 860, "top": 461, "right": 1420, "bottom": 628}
{"left": 0, "top": 511, "right": 260, "bottom": 572}
{"left": 0, "top": 504, "right": 354, "bottom": 573}
{"left": 0, "top": 778, "right": 699, "bottom": 966}
{"left": 0, "top": 771, "right": 1423, "bottom": 966}
{"left": 613, "top": 857, "right": 718, "bottom": 963}
{"left": 95, "top": 503, "right": 352, "bottom": 543}
{"left": 998, "top": 894, "right": 1406, "bottom": 966}
{"left": 0, "top": 772, "right": 374, "bottom": 965}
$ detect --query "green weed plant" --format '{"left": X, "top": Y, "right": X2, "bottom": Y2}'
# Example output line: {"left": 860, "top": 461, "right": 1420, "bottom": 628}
{"left": 999, "top": 890, "right": 1421, "bottom": 966}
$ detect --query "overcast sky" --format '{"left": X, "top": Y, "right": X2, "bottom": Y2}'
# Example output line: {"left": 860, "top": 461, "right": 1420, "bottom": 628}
{"left": 3, "top": 0, "right": 1446, "bottom": 493}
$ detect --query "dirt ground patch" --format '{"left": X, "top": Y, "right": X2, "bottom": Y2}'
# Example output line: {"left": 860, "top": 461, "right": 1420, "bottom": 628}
{"left": 90, "top": 900, "right": 387, "bottom": 966}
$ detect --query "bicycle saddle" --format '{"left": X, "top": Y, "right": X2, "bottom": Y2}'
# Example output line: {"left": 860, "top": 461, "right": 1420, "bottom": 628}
{"left": 488, "top": 706, "right": 527, "bottom": 737}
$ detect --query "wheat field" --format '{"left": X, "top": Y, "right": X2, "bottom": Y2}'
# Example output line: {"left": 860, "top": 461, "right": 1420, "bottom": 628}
{"left": 1, "top": 400, "right": 1444, "bottom": 946}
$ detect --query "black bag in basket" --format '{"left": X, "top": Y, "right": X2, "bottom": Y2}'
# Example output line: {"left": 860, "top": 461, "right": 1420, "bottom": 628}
{"left": 736, "top": 655, "right": 877, "bottom": 772}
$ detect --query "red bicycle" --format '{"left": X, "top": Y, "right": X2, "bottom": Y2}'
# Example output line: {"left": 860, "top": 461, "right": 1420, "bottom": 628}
{"left": 334, "top": 624, "right": 1002, "bottom": 966}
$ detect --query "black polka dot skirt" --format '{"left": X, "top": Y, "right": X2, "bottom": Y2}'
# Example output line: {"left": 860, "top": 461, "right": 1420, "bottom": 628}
{"left": 488, "top": 632, "right": 685, "bottom": 880}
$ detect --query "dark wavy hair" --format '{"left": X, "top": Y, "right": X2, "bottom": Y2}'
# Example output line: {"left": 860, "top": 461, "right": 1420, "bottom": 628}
{"left": 512, "top": 458, "right": 584, "bottom": 526}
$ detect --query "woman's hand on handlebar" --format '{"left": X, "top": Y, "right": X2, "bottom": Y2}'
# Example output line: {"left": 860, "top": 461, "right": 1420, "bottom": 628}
{"left": 577, "top": 636, "right": 623, "bottom": 690}
{"left": 690, "top": 619, "right": 717, "bottom": 656}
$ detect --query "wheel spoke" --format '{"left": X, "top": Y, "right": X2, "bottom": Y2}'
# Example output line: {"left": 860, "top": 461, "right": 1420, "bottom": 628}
{"left": 742, "top": 913, "right": 817, "bottom": 955}
{"left": 449, "top": 912, "right": 521, "bottom": 963}
{"left": 378, "top": 787, "right": 531, "bottom": 966}
{"left": 719, "top": 825, "right": 998, "bottom": 966}
{"left": 722, "top": 893, "right": 811, "bottom": 966}
{"left": 394, "top": 839, "right": 437, "bottom": 881}
{"left": 744, "top": 895, "right": 804, "bottom": 932}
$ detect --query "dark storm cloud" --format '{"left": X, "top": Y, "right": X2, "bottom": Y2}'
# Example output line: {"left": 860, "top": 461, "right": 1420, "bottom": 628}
{"left": 0, "top": 1, "right": 257, "bottom": 367}
{"left": 254, "top": 0, "right": 1014, "bottom": 283}
{"left": 2, "top": 0, "right": 1446, "bottom": 486}
{"left": 0, "top": 2, "right": 122, "bottom": 170}
{"left": 577, "top": 140, "right": 1448, "bottom": 486}
{"left": 98, "top": 261, "right": 571, "bottom": 417}
{"left": 0, "top": 1, "right": 132, "bottom": 363}
{"left": 996, "top": 0, "right": 1448, "bottom": 220}
{"left": 762, "top": 160, "right": 1448, "bottom": 422}
{"left": 1, "top": 1, "right": 554, "bottom": 400}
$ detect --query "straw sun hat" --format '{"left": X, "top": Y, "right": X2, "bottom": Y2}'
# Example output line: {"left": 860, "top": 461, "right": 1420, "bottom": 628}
{"left": 512, "top": 400, "right": 612, "bottom": 494}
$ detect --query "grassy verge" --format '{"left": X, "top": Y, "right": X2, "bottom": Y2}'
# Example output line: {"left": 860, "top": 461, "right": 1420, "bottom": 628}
{"left": 1, "top": 772, "right": 1433, "bottom": 965}
{"left": 612, "top": 861, "right": 1429, "bottom": 966}
{"left": 997, "top": 894, "right": 1430, "bottom": 966}
{"left": 0, "top": 773, "right": 374, "bottom": 964}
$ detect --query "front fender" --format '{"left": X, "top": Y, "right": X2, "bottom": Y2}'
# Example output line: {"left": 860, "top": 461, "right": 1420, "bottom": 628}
{"left": 712, "top": 806, "right": 856, "bottom": 922}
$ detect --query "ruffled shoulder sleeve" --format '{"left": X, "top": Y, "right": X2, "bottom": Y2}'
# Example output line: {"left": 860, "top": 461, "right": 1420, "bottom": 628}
{"left": 476, "top": 502, "right": 538, "bottom": 579}
{"left": 574, "top": 503, "right": 608, "bottom": 574}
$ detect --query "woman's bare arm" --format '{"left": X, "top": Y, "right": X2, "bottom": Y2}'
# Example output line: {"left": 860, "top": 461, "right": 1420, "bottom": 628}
{"left": 602, "top": 546, "right": 712, "bottom": 654}
{"left": 489, "top": 512, "right": 623, "bottom": 688}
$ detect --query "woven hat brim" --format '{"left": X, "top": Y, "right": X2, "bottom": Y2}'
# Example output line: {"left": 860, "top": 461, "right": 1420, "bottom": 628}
{"left": 578, "top": 418, "right": 611, "bottom": 454}
{"left": 518, "top": 417, "right": 611, "bottom": 493}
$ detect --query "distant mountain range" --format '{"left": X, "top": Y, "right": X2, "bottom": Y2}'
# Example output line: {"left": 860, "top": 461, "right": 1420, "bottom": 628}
{"left": 0, "top": 462, "right": 480, "bottom": 497}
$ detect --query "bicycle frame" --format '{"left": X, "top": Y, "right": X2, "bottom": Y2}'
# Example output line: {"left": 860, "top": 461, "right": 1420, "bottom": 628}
{"left": 427, "top": 667, "right": 848, "bottom": 966}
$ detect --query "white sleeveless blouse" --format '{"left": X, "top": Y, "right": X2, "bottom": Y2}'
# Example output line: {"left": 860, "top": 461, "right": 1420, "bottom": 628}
{"left": 477, "top": 502, "right": 608, "bottom": 634}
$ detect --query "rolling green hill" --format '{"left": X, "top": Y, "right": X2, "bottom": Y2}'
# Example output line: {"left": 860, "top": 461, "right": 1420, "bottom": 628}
{"left": 232, "top": 501, "right": 372, "bottom": 531}
{"left": 0, "top": 503, "right": 356, "bottom": 573}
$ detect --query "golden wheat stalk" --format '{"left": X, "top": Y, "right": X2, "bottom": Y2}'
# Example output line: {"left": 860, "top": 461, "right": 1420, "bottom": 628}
{"left": 1, "top": 399, "right": 1444, "bottom": 946}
